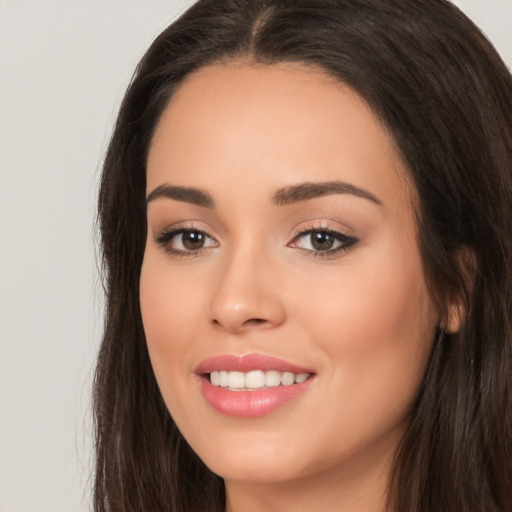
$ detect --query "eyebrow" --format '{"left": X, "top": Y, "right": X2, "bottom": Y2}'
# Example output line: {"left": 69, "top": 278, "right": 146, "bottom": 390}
{"left": 146, "top": 184, "right": 215, "bottom": 208}
{"left": 146, "top": 180, "right": 383, "bottom": 209}
{"left": 271, "top": 181, "right": 383, "bottom": 207}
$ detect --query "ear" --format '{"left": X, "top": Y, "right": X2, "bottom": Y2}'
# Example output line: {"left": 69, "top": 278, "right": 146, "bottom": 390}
{"left": 444, "top": 301, "right": 464, "bottom": 334}
{"left": 443, "top": 247, "right": 477, "bottom": 334}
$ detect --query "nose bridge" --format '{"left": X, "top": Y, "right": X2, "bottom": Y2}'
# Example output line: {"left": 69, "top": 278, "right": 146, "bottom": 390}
{"left": 209, "top": 237, "right": 285, "bottom": 332}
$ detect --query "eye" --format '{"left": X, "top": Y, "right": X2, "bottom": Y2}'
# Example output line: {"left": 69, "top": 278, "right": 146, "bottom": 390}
{"left": 154, "top": 228, "right": 218, "bottom": 256}
{"left": 289, "top": 228, "right": 358, "bottom": 257}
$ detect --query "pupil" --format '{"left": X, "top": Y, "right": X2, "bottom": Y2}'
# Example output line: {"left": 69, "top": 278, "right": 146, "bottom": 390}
{"left": 311, "top": 232, "right": 334, "bottom": 251}
{"left": 183, "top": 231, "right": 204, "bottom": 250}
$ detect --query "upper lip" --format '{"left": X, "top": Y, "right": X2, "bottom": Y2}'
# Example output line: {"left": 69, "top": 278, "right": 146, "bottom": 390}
{"left": 195, "top": 353, "right": 314, "bottom": 375}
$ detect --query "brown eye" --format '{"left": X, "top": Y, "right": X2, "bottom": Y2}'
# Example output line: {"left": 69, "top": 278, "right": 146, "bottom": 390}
{"left": 181, "top": 231, "right": 206, "bottom": 250}
{"left": 310, "top": 231, "right": 335, "bottom": 251}
{"left": 155, "top": 228, "right": 218, "bottom": 256}
{"left": 289, "top": 228, "right": 358, "bottom": 257}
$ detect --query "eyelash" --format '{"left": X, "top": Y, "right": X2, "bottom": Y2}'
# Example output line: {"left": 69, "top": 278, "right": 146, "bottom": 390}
{"left": 289, "top": 225, "right": 358, "bottom": 258}
{"left": 154, "top": 224, "right": 358, "bottom": 259}
{"left": 154, "top": 226, "right": 216, "bottom": 258}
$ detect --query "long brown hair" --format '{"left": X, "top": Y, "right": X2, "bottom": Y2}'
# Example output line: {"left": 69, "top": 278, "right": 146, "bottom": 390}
{"left": 94, "top": 1, "right": 512, "bottom": 510}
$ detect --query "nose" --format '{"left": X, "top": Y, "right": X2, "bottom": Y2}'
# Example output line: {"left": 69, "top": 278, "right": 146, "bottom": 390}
{"left": 209, "top": 246, "right": 286, "bottom": 334}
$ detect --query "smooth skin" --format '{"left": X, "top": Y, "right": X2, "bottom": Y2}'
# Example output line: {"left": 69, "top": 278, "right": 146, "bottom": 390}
{"left": 140, "top": 63, "right": 444, "bottom": 512}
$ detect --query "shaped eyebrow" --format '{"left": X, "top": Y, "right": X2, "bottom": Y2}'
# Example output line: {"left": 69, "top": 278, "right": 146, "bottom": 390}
{"left": 146, "top": 184, "right": 215, "bottom": 208}
{"left": 271, "top": 180, "right": 383, "bottom": 207}
{"left": 146, "top": 180, "right": 383, "bottom": 209}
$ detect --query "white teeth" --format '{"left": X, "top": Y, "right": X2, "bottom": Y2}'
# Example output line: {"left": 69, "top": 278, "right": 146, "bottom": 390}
{"left": 219, "top": 371, "right": 229, "bottom": 387}
{"left": 208, "top": 370, "right": 311, "bottom": 389}
{"left": 265, "top": 370, "right": 281, "bottom": 387}
{"left": 228, "top": 371, "right": 245, "bottom": 389}
{"left": 245, "top": 370, "right": 265, "bottom": 388}
{"left": 295, "top": 373, "right": 309, "bottom": 383}
{"left": 210, "top": 371, "right": 220, "bottom": 386}
{"left": 281, "top": 372, "right": 295, "bottom": 386}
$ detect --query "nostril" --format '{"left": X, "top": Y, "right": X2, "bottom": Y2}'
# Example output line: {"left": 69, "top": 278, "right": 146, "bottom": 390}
{"left": 242, "top": 318, "right": 268, "bottom": 327}
{"left": 211, "top": 316, "right": 269, "bottom": 333}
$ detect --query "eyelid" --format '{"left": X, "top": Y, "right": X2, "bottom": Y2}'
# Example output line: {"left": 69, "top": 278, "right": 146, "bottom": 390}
{"left": 288, "top": 221, "right": 359, "bottom": 257}
{"left": 152, "top": 220, "right": 216, "bottom": 241}
{"left": 289, "top": 219, "right": 355, "bottom": 242}
{"left": 153, "top": 222, "right": 219, "bottom": 257}
{"left": 151, "top": 219, "right": 358, "bottom": 259}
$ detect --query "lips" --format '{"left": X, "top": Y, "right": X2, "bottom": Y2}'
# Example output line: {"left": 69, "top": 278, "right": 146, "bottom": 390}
{"left": 195, "top": 353, "right": 313, "bottom": 373}
{"left": 195, "top": 353, "right": 315, "bottom": 417}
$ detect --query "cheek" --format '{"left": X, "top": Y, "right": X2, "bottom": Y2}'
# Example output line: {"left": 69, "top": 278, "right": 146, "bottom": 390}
{"left": 140, "top": 251, "right": 205, "bottom": 345}
{"left": 320, "top": 262, "right": 433, "bottom": 354}
{"left": 139, "top": 253, "right": 204, "bottom": 402}
{"left": 292, "top": 238, "right": 438, "bottom": 419}
{"left": 139, "top": 256, "right": 211, "bottom": 443}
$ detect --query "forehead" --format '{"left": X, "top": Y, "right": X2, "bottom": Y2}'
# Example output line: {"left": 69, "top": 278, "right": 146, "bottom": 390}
{"left": 147, "top": 63, "right": 414, "bottom": 211}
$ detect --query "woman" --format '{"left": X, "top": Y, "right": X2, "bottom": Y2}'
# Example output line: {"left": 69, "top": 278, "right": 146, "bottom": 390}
{"left": 94, "top": 0, "right": 512, "bottom": 511}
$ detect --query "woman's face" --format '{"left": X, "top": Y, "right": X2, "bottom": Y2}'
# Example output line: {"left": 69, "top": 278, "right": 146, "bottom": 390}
{"left": 140, "top": 63, "right": 439, "bottom": 486}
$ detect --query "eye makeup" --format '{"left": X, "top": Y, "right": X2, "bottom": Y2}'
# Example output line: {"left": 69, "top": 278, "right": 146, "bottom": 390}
{"left": 153, "top": 224, "right": 219, "bottom": 258}
{"left": 152, "top": 220, "right": 359, "bottom": 260}
{"left": 288, "top": 224, "right": 359, "bottom": 259}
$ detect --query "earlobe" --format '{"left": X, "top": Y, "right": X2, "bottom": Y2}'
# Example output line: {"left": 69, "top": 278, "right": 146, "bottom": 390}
{"left": 444, "top": 301, "right": 465, "bottom": 333}
{"left": 443, "top": 246, "right": 477, "bottom": 334}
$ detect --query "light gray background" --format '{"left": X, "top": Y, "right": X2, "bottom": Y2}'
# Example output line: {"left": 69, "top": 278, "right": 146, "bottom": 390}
{"left": 0, "top": 1, "right": 510, "bottom": 511}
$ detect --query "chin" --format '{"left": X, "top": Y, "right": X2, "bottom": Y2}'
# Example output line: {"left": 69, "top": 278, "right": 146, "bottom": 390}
{"left": 188, "top": 427, "right": 312, "bottom": 483}
{"left": 206, "top": 455, "right": 305, "bottom": 484}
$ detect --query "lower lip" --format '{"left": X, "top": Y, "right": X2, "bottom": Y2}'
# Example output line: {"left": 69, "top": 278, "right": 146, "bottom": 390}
{"left": 199, "top": 377, "right": 314, "bottom": 417}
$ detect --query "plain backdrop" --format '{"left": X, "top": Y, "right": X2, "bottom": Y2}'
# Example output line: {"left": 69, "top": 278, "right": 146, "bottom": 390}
{"left": 0, "top": 1, "right": 510, "bottom": 511}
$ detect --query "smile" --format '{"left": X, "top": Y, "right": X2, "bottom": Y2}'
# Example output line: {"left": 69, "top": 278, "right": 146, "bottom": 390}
{"left": 209, "top": 370, "right": 311, "bottom": 390}
{"left": 196, "top": 354, "right": 316, "bottom": 417}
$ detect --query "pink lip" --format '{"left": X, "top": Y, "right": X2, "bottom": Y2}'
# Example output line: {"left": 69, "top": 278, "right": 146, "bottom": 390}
{"left": 195, "top": 353, "right": 315, "bottom": 418}
{"left": 195, "top": 353, "right": 313, "bottom": 374}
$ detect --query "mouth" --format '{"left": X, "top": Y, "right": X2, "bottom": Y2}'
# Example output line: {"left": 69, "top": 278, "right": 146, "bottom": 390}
{"left": 207, "top": 369, "right": 312, "bottom": 391}
{"left": 195, "top": 354, "right": 316, "bottom": 417}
